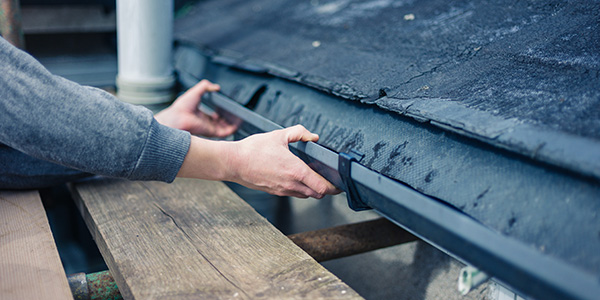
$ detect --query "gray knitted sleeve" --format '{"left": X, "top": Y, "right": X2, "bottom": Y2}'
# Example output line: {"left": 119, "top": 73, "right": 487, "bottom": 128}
{"left": 0, "top": 38, "right": 190, "bottom": 188}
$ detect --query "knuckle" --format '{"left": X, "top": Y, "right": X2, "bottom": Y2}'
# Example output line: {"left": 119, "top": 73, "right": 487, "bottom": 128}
{"left": 316, "top": 184, "right": 328, "bottom": 196}
{"left": 291, "top": 168, "right": 307, "bottom": 181}
{"left": 289, "top": 124, "right": 303, "bottom": 132}
{"left": 275, "top": 190, "right": 288, "bottom": 197}
{"left": 198, "top": 80, "right": 211, "bottom": 88}
{"left": 271, "top": 185, "right": 286, "bottom": 197}
{"left": 282, "top": 182, "right": 296, "bottom": 193}
{"left": 294, "top": 124, "right": 307, "bottom": 132}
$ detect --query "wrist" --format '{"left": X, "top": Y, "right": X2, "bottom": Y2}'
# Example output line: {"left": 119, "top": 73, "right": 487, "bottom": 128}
{"left": 154, "top": 107, "right": 177, "bottom": 128}
{"left": 220, "top": 140, "right": 243, "bottom": 183}
{"left": 177, "top": 136, "right": 234, "bottom": 181}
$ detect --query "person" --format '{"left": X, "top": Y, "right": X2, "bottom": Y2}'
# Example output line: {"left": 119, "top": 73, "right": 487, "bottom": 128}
{"left": 0, "top": 37, "right": 338, "bottom": 198}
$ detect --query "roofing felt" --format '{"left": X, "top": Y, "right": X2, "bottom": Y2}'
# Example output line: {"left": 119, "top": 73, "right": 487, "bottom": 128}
{"left": 175, "top": 0, "right": 600, "bottom": 180}
{"left": 174, "top": 0, "right": 600, "bottom": 287}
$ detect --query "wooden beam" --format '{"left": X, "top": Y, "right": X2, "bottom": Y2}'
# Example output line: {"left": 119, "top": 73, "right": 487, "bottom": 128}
{"left": 21, "top": 5, "right": 116, "bottom": 34}
{"left": 0, "top": 190, "right": 73, "bottom": 300}
{"left": 71, "top": 179, "right": 362, "bottom": 299}
{"left": 289, "top": 218, "right": 418, "bottom": 262}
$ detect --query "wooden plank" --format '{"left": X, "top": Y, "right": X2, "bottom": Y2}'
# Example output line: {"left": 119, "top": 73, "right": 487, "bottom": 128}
{"left": 71, "top": 178, "right": 362, "bottom": 300}
{"left": 0, "top": 190, "right": 73, "bottom": 300}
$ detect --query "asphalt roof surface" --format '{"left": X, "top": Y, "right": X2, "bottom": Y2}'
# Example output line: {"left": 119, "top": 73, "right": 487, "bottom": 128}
{"left": 176, "top": 0, "right": 600, "bottom": 180}
{"left": 174, "top": 0, "right": 600, "bottom": 284}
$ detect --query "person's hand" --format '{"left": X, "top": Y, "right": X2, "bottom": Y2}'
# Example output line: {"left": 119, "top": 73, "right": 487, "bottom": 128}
{"left": 177, "top": 125, "right": 340, "bottom": 199}
{"left": 168, "top": 82, "right": 339, "bottom": 199}
{"left": 225, "top": 125, "right": 340, "bottom": 198}
{"left": 155, "top": 80, "right": 237, "bottom": 137}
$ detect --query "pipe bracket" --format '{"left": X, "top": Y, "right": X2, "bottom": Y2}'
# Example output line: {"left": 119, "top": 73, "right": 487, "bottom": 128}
{"left": 338, "top": 150, "right": 371, "bottom": 211}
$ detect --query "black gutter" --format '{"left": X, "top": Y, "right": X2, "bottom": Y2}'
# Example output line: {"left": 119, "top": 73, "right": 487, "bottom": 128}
{"left": 203, "top": 92, "right": 600, "bottom": 300}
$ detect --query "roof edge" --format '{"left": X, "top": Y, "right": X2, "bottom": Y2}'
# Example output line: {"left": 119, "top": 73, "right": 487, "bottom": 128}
{"left": 175, "top": 41, "right": 600, "bottom": 182}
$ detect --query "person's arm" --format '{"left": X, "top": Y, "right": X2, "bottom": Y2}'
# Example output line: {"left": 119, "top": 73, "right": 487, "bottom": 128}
{"left": 155, "top": 80, "right": 338, "bottom": 199}
{"left": 1, "top": 36, "right": 337, "bottom": 197}
{"left": 0, "top": 37, "right": 188, "bottom": 185}
{"left": 177, "top": 126, "right": 337, "bottom": 199}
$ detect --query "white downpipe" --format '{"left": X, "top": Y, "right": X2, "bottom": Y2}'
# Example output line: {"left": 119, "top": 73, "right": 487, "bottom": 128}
{"left": 116, "top": 0, "right": 175, "bottom": 105}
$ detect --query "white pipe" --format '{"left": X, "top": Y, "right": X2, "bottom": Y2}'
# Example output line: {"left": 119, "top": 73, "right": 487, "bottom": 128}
{"left": 116, "top": 0, "right": 175, "bottom": 105}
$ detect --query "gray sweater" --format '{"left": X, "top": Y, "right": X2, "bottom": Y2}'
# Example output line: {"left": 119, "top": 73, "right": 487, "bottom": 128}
{"left": 0, "top": 37, "right": 191, "bottom": 189}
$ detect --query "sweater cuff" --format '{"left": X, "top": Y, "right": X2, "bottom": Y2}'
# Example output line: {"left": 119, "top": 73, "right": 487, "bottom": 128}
{"left": 129, "top": 119, "right": 191, "bottom": 182}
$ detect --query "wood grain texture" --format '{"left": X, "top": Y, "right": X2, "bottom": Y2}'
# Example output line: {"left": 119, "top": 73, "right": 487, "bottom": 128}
{"left": 71, "top": 178, "right": 362, "bottom": 300}
{"left": 0, "top": 190, "right": 73, "bottom": 300}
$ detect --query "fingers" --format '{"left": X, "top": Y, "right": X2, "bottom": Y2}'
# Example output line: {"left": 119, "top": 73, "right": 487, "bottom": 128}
{"left": 197, "top": 112, "right": 237, "bottom": 137}
{"left": 227, "top": 124, "right": 338, "bottom": 199}
{"left": 211, "top": 119, "right": 238, "bottom": 137}
{"left": 284, "top": 125, "right": 319, "bottom": 143}
{"left": 264, "top": 179, "right": 334, "bottom": 199}
{"left": 279, "top": 177, "right": 340, "bottom": 199}
{"left": 298, "top": 167, "right": 340, "bottom": 198}
{"left": 278, "top": 125, "right": 339, "bottom": 198}
{"left": 174, "top": 80, "right": 221, "bottom": 112}
{"left": 188, "top": 79, "right": 220, "bottom": 96}
{"left": 163, "top": 79, "right": 238, "bottom": 137}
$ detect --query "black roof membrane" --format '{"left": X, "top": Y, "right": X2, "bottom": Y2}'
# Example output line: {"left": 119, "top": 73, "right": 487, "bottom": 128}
{"left": 176, "top": 0, "right": 600, "bottom": 180}
{"left": 174, "top": 0, "right": 600, "bottom": 288}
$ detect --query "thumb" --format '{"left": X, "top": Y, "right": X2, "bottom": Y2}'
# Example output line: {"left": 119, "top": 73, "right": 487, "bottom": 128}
{"left": 189, "top": 79, "right": 221, "bottom": 95}
{"left": 284, "top": 125, "right": 319, "bottom": 143}
{"left": 174, "top": 80, "right": 221, "bottom": 111}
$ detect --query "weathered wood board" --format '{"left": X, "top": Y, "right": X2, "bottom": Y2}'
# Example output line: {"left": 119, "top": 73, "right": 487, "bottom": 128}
{"left": 71, "top": 178, "right": 362, "bottom": 299}
{"left": 0, "top": 190, "right": 73, "bottom": 300}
